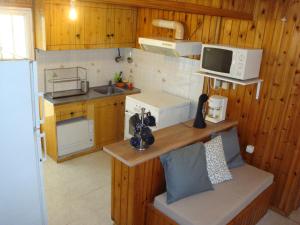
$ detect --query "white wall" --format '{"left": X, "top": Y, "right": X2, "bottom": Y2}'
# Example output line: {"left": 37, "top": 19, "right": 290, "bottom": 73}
{"left": 36, "top": 48, "right": 124, "bottom": 92}
{"left": 122, "top": 49, "right": 204, "bottom": 118}
{"left": 36, "top": 48, "right": 204, "bottom": 118}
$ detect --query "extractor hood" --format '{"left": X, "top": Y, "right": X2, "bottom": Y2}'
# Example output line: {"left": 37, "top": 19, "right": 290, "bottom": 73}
{"left": 138, "top": 19, "right": 202, "bottom": 57}
{"left": 139, "top": 37, "right": 202, "bottom": 57}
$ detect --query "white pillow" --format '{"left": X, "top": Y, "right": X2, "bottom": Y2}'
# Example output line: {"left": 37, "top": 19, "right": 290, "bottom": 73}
{"left": 204, "top": 135, "right": 232, "bottom": 184}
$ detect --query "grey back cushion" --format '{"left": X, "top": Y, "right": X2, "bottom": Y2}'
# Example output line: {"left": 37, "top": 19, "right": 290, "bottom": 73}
{"left": 212, "top": 127, "right": 244, "bottom": 169}
{"left": 160, "top": 143, "right": 213, "bottom": 204}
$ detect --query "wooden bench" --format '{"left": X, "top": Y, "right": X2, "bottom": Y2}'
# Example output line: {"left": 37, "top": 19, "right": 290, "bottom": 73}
{"left": 146, "top": 165, "right": 274, "bottom": 225}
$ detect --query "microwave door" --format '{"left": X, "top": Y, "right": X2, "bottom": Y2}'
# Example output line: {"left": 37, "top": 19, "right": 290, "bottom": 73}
{"left": 202, "top": 47, "right": 233, "bottom": 76}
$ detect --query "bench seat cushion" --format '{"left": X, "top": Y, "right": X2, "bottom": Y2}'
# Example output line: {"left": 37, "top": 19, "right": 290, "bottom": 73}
{"left": 154, "top": 164, "right": 274, "bottom": 225}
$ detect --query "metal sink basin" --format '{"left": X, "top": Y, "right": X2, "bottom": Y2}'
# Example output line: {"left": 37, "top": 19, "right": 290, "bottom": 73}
{"left": 93, "top": 85, "right": 124, "bottom": 95}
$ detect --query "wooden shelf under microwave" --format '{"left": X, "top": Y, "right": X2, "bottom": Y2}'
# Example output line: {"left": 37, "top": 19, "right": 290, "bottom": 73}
{"left": 194, "top": 71, "right": 263, "bottom": 100}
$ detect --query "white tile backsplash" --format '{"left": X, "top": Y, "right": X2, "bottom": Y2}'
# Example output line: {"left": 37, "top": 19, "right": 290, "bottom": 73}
{"left": 36, "top": 48, "right": 125, "bottom": 92}
{"left": 36, "top": 47, "right": 204, "bottom": 118}
{"left": 122, "top": 49, "right": 204, "bottom": 118}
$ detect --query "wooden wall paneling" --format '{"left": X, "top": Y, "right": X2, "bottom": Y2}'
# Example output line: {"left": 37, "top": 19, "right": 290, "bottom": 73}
{"left": 113, "top": 158, "right": 122, "bottom": 223}
{"left": 135, "top": 0, "right": 300, "bottom": 215}
{"left": 120, "top": 163, "right": 129, "bottom": 225}
{"left": 0, "top": 0, "right": 32, "bottom": 7}
{"left": 126, "top": 163, "right": 136, "bottom": 224}
{"left": 275, "top": 47, "right": 300, "bottom": 212}
{"left": 279, "top": 97, "right": 300, "bottom": 212}
{"left": 111, "top": 157, "right": 166, "bottom": 225}
{"left": 189, "top": 14, "right": 203, "bottom": 41}
{"left": 244, "top": 0, "right": 284, "bottom": 166}
{"left": 255, "top": 5, "right": 299, "bottom": 211}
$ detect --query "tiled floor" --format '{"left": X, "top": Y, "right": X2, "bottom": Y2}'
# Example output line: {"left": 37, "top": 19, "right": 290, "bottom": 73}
{"left": 43, "top": 151, "right": 300, "bottom": 225}
{"left": 43, "top": 151, "right": 113, "bottom": 225}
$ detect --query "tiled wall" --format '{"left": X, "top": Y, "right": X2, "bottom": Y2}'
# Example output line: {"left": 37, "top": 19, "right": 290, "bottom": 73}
{"left": 36, "top": 48, "right": 124, "bottom": 92}
{"left": 36, "top": 48, "right": 203, "bottom": 118}
{"left": 123, "top": 49, "right": 204, "bottom": 118}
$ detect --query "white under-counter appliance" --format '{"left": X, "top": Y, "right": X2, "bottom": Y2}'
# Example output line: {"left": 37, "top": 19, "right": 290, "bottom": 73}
{"left": 124, "top": 92, "right": 190, "bottom": 139}
{"left": 57, "top": 118, "right": 94, "bottom": 156}
{"left": 200, "top": 44, "right": 263, "bottom": 80}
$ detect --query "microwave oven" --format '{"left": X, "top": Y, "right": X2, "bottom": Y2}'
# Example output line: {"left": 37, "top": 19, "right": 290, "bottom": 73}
{"left": 200, "top": 44, "right": 263, "bottom": 80}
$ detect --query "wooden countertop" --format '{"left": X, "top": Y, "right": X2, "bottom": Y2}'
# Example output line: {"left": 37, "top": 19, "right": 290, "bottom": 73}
{"left": 103, "top": 120, "right": 238, "bottom": 167}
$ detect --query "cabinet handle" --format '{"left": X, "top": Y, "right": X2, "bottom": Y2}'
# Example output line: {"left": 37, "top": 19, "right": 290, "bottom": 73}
{"left": 70, "top": 112, "right": 74, "bottom": 116}
{"left": 76, "top": 34, "right": 80, "bottom": 38}
{"left": 106, "top": 34, "right": 110, "bottom": 38}
{"left": 110, "top": 33, "right": 114, "bottom": 37}
{"left": 114, "top": 102, "right": 117, "bottom": 106}
{"left": 121, "top": 102, "right": 124, "bottom": 105}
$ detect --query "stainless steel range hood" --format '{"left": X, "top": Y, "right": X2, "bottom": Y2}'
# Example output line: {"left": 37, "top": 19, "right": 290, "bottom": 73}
{"left": 138, "top": 19, "right": 202, "bottom": 57}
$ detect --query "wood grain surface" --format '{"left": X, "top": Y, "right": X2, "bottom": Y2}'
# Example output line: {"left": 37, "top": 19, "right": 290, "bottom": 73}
{"left": 135, "top": 0, "right": 300, "bottom": 215}
{"left": 104, "top": 120, "right": 238, "bottom": 167}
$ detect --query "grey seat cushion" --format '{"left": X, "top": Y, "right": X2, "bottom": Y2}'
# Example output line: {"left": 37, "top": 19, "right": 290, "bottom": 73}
{"left": 154, "top": 164, "right": 274, "bottom": 225}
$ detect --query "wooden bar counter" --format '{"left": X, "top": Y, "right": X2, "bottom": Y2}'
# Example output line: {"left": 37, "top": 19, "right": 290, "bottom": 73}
{"left": 104, "top": 120, "right": 238, "bottom": 225}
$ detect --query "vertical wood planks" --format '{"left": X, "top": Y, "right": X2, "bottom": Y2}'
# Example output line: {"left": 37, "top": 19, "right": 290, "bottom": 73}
{"left": 134, "top": 0, "right": 300, "bottom": 215}
{"left": 111, "top": 158, "right": 166, "bottom": 225}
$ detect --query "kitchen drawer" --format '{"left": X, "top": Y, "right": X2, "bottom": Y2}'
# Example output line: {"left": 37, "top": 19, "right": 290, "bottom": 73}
{"left": 55, "top": 102, "right": 87, "bottom": 122}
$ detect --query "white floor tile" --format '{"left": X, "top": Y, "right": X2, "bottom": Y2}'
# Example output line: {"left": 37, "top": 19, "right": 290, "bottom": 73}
{"left": 257, "top": 210, "right": 299, "bottom": 225}
{"left": 290, "top": 208, "right": 300, "bottom": 223}
{"left": 44, "top": 151, "right": 112, "bottom": 225}
{"left": 44, "top": 151, "right": 298, "bottom": 225}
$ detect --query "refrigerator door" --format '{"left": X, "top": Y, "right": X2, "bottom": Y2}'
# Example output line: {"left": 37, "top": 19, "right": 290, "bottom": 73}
{"left": 0, "top": 60, "right": 47, "bottom": 225}
{"left": 30, "top": 61, "right": 45, "bottom": 129}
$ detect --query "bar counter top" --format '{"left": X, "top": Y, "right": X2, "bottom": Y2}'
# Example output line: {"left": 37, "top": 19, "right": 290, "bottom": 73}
{"left": 103, "top": 120, "right": 238, "bottom": 167}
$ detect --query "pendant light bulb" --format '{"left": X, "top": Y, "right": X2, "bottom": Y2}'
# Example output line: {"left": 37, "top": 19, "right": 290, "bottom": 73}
{"left": 69, "top": 1, "right": 77, "bottom": 20}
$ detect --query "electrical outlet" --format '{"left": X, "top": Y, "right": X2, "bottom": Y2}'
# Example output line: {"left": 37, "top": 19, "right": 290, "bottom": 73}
{"left": 246, "top": 145, "right": 255, "bottom": 154}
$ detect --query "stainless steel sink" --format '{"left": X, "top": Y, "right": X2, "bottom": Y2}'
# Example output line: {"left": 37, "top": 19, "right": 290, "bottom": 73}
{"left": 93, "top": 85, "right": 124, "bottom": 95}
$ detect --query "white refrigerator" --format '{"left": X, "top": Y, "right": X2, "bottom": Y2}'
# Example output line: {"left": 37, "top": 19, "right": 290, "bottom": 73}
{"left": 0, "top": 60, "right": 48, "bottom": 225}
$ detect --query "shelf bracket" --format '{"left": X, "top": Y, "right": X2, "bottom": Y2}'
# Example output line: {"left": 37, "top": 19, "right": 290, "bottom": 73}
{"left": 256, "top": 80, "right": 263, "bottom": 100}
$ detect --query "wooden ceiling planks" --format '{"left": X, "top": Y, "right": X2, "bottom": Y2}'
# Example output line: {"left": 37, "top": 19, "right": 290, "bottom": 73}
{"left": 135, "top": 0, "right": 300, "bottom": 215}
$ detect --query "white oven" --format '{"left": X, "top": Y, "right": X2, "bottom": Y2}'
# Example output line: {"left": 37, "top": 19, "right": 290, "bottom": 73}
{"left": 124, "top": 92, "right": 190, "bottom": 140}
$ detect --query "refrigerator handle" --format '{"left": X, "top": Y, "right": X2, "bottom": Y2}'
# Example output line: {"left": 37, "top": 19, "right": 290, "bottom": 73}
{"left": 37, "top": 131, "right": 47, "bottom": 162}
{"left": 38, "top": 92, "right": 45, "bottom": 125}
{"left": 40, "top": 133, "right": 47, "bottom": 162}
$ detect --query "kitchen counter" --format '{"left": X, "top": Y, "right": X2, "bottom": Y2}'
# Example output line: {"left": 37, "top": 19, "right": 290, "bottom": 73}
{"left": 44, "top": 86, "right": 140, "bottom": 105}
{"left": 103, "top": 120, "right": 238, "bottom": 167}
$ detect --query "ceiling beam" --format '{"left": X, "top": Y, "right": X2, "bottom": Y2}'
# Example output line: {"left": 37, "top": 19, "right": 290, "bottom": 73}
{"left": 96, "top": 0, "right": 253, "bottom": 20}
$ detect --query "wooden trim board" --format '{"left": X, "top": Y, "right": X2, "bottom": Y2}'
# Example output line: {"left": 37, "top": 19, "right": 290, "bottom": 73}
{"left": 95, "top": 0, "right": 253, "bottom": 20}
{"left": 104, "top": 120, "right": 238, "bottom": 167}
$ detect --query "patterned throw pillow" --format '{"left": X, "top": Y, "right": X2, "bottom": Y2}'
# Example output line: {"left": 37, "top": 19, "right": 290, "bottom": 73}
{"left": 204, "top": 135, "right": 232, "bottom": 184}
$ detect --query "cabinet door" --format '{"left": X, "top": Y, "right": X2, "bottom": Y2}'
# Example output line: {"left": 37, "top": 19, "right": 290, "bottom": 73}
{"left": 47, "top": 3, "right": 84, "bottom": 50}
{"left": 84, "top": 5, "right": 108, "bottom": 47}
{"left": 48, "top": 4, "right": 76, "bottom": 47}
{"left": 94, "top": 101, "right": 119, "bottom": 148}
{"left": 112, "top": 8, "right": 137, "bottom": 45}
{"left": 106, "top": 7, "right": 137, "bottom": 47}
{"left": 75, "top": 6, "right": 85, "bottom": 47}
